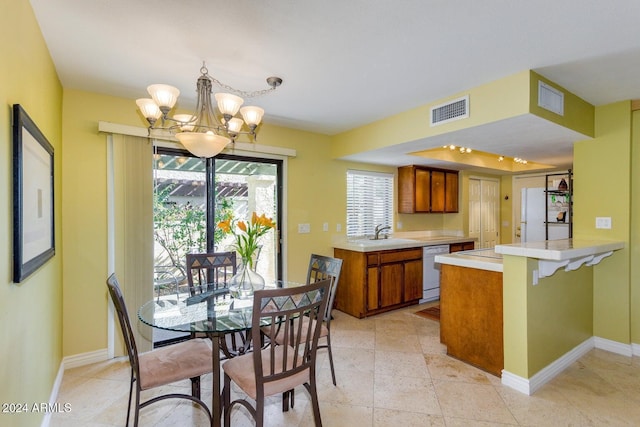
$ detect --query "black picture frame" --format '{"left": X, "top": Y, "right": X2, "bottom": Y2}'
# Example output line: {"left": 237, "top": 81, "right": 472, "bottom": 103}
{"left": 12, "top": 104, "right": 55, "bottom": 283}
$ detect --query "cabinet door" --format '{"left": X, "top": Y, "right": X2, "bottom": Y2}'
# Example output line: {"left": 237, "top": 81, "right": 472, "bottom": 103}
{"left": 445, "top": 172, "right": 459, "bottom": 212}
{"left": 366, "top": 266, "right": 379, "bottom": 311}
{"left": 450, "top": 241, "right": 474, "bottom": 253}
{"left": 404, "top": 259, "right": 423, "bottom": 301}
{"left": 431, "top": 170, "right": 445, "bottom": 212}
{"left": 415, "top": 168, "right": 431, "bottom": 212}
{"left": 380, "top": 263, "right": 403, "bottom": 308}
{"left": 398, "top": 166, "right": 416, "bottom": 214}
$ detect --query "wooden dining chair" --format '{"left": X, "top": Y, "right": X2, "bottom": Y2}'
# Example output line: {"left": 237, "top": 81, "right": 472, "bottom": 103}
{"left": 106, "top": 274, "right": 213, "bottom": 427}
{"left": 186, "top": 251, "right": 237, "bottom": 296}
{"left": 222, "top": 279, "right": 331, "bottom": 427}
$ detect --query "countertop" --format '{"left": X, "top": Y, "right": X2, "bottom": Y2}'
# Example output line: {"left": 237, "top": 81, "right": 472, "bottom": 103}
{"left": 434, "top": 238, "right": 625, "bottom": 275}
{"left": 435, "top": 249, "right": 503, "bottom": 273}
{"left": 494, "top": 238, "right": 624, "bottom": 261}
{"left": 333, "top": 235, "right": 475, "bottom": 252}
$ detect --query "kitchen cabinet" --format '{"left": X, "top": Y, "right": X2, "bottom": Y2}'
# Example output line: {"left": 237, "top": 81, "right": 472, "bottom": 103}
{"left": 440, "top": 263, "right": 503, "bottom": 376}
{"left": 449, "top": 241, "right": 475, "bottom": 253}
{"left": 334, "top": 247, "right": 422, "bottom": 318}
{"left": 398, "top": 165, "right": 459, "bottom": 213}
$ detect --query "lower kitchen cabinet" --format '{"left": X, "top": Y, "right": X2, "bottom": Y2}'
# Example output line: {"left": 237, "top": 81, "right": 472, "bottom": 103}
{"left": 440, "top": 263, "right": 503, "bottom": 376}
{"left": 335, "top": 247, "right": 422, "bottom": 318}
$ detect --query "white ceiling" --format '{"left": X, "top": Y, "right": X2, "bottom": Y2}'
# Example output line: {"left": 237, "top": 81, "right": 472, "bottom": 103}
{"left": 29, "top": 0, "right": 640, "bottom": 171}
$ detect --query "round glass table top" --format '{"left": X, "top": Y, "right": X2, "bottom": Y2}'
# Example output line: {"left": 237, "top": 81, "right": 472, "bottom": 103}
{"left": 138, "top": 282, "right": 303, "bottom": 334}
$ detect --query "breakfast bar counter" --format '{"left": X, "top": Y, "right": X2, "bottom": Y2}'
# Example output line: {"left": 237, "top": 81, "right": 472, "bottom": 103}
{"left": 434, "top": 238, "right": 625, "bottom": 379}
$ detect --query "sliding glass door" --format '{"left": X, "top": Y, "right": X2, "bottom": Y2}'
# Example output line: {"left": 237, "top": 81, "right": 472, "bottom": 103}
{"left": 152, "top": 148, "right": 282, "bottom": 344}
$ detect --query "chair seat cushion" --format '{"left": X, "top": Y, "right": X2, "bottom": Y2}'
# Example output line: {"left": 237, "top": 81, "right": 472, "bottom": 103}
{"left": 139, "top": 338, "right": 213, "bottom": 390}
{"left": 222, "top": 346, "right": 309, "bottom": 399}
{"left": 266, "top": 317, "right": 328, "bottom": 346}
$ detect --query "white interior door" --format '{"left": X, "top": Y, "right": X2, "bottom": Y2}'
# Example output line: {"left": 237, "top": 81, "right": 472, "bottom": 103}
{"left": 468, "top": 178, "right": 481, "bottom": 245}
{"left": 481, "top": 179, "right": 500, "bottom": 247}
{"left": 468, "top": 177, "right": 500, "bottom": 248}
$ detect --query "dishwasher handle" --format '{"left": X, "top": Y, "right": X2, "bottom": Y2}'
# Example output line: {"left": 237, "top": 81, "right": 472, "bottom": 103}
{"left": 423, "top": 245, "right": 450, "bottom": 255}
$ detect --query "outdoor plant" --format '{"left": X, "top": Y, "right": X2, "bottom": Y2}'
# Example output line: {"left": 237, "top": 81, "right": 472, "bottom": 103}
{"left": 153, "top": 184, "right": 233, "bottom": 277}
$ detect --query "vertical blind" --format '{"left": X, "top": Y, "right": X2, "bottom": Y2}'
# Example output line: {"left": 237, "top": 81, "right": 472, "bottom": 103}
{"left": 346, "top": 170, "right": 394, "bottom": 237}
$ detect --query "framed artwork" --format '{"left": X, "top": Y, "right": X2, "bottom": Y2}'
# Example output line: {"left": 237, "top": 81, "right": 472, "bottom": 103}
{"left": 12, "top": 104, "right": 55, "bottom": 283}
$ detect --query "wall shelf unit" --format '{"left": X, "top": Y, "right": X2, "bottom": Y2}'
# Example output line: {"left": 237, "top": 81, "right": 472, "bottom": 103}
{"left": 545, "top": 170, "right": 572, "bottom": 240}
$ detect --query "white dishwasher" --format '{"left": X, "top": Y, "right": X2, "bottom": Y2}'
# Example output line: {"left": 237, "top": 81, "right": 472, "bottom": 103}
{"left": 421, "top": 245, "right": 450, "bottom": 302}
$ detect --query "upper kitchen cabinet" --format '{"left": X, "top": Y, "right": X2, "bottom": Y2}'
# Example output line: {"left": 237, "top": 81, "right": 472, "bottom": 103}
{"left": 398, "top": 165, "right": 459, "bottom": 213}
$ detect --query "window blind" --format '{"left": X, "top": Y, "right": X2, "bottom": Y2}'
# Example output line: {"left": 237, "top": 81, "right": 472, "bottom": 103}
{"left": 346, "top": 170, "right": 394, "bottom": 237}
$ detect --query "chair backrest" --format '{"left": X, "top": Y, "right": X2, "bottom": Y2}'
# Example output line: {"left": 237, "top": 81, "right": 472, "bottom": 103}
{"left": 106, "top": 274, "right": 141, "bottom": 381}
{"left": 186, "top": 252, "right": 237, "bottom": 296}
{"left": 306, "top": 254, "right": 343, "bottom": 322}
{"left": 252, "top": 279, "right": 331, "bottom": 389}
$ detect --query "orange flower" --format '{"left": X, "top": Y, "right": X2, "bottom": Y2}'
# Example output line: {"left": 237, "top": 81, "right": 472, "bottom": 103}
{"left": 216, "top": 212, "right": 276, "bottom": 268}
{"left": 217, "top": 219, "right": 231, "bottom": 233}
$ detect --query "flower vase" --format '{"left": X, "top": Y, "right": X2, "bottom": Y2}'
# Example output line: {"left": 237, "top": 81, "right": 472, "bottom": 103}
{"left": 229, "top": 256, "right": 265, "bottom": 299}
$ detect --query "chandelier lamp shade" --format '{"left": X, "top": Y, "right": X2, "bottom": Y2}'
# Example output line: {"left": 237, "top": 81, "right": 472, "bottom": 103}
{"left": 136, "top": 63, "right": 282, "bottom": 158}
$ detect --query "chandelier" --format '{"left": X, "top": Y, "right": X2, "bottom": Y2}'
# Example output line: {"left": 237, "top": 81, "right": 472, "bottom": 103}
{"left": 136, "top": 64, "right": 282, "bottom": 158}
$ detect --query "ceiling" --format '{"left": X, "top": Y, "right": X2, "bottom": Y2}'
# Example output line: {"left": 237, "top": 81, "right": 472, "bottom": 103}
{"left": 29, "top": 0, "right": 640, "bottom": 172}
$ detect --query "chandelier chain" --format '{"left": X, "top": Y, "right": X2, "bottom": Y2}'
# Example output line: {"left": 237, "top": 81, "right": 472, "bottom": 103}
{"left": 200, "top": 65, "right": 276, "bottom": 99}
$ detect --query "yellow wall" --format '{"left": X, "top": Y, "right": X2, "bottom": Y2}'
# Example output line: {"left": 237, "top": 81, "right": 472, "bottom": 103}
{"left": 331, "top": 70, "right": 532, "bottom": 159}
{"left": 529, "top": 71, "right": 594, "bottom": 137}
{"left": 503, "top": 255, "right": 594, "bottom": 378}
{"left": 574, "top": 102, "right": 632, "bottom": 343}
{"left": 632, "top": 109, "right": 640, "bottom": 344}
{"left": 0, "top": 1, "right": 63, "bottom": 426}
{"left": 526, "top": 263, "right": 593, "bottom": 375}
{"left": 502, "top": 255, "right": 530, "bottom": 376}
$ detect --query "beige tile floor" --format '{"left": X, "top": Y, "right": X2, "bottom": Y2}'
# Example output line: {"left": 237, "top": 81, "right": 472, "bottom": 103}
{"left": 51, "top": 303, "right": 640, "bottom": 426}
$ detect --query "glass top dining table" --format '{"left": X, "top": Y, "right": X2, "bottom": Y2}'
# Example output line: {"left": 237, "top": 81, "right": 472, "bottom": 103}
{"left": 137, "top": 282, "right": 301, "bottom": 427}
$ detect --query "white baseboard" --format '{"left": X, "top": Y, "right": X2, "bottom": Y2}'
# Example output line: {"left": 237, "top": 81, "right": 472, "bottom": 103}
{"left": 502, "top": 336, "right": 640, "bottom": 396}
{"left": 594, "top": 336, "right": 633, "bottom": 356}
{"left": 62, "top": 348, "right": 109, "bottom": 370}
{"left": 41, "top": 349, "right": 110, "bottom": 427}
{"left": 502, "top": 337, "right": 594, "bottom": 395}
{"left": 40, "top": 363, "right": 65, "bottom": 427}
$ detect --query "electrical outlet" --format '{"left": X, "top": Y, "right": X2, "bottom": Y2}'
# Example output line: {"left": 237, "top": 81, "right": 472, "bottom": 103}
{"left": 595, "top": 217, "right": 612, "bottom": 229}
{"left": 336, "top": 223, "right": 342, "bottom": 232}
{"left": 298, "top": 223, "right": 311, "bottom": 234}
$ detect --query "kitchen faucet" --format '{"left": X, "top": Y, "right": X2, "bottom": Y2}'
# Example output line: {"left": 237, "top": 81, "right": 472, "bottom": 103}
{"left": 373, "top": 224, "right": 391, "bottom": 240}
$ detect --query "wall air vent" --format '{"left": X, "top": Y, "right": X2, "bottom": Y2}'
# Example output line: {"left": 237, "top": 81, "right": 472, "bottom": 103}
{"left": 430, "top": 95, "right": 469, "bottom": 126}
{"left": 538, "top": 81, "right": 564, "bottom": 116}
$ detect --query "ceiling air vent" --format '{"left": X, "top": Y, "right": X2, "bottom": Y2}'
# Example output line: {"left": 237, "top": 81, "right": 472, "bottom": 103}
{"left": 538, "top": 81, "right": 564, "bottom": 116}
{"left": 430, "top": 95, "right": 469, "bottom": 126}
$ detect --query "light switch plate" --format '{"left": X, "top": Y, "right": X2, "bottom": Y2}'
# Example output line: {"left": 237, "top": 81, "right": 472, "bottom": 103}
{"left": 595, "top": 217, "right": 612, "bottom": 229}
{"left": 298, "top": 223, "right": 311, "bottom": 234}
{"left": 323, "top": 222, "right": 329, "bottom": 232}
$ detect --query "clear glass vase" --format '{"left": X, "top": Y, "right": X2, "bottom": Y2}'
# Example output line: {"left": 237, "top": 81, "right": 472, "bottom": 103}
{"left": 228, "top": 256, "right": 265, "bottom": 299}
